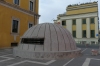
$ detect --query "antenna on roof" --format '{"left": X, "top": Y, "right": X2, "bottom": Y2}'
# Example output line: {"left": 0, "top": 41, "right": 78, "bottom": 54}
{"left": 79, "top": 2, "right": 80, "bottom": 4}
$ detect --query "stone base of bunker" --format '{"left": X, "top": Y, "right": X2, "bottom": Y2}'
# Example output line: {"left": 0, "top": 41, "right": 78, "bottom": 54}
{"left": 13, "top": 48, "right": 81, "bottom": 60}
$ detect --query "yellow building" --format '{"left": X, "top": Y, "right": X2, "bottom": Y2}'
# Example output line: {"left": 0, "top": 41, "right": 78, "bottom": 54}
{"left": 54, "top": 1, "right": 99, "bottom": 44}
{"left": 0, "top": 0, "right": 40, "bottom": 48}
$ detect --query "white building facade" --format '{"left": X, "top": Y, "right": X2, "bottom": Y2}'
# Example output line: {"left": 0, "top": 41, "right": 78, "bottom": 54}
{"left": 54, "top": 2, "right": 99, "bottom": 44}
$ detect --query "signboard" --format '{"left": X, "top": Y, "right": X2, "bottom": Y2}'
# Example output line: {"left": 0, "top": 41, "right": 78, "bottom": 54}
{"left": 96, "top": 34, "right": 98, "bottom": 36}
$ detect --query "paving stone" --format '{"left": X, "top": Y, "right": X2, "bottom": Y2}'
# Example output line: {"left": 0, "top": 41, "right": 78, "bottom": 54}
{"left": 0, "top": 48, "right": 99, "bottom": 66}
{"left": 89, "top": 59, "right": 100, "bottom": 66}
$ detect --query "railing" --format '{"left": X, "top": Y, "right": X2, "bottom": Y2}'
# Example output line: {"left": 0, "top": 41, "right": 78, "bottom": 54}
{"left": 76, "top": 43, "right": 99, "bottom": 48}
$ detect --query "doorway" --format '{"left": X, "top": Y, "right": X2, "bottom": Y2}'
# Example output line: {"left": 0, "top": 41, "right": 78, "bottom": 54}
{"left": 11, "top": 42, "right": 18, "bottom": 47}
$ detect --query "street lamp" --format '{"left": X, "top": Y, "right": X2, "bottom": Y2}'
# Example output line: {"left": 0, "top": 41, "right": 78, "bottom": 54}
{"left": 99, "top": 34, "right": 100, "bottom": 54}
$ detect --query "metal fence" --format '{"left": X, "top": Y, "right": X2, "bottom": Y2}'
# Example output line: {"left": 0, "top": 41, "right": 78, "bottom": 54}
{"left": 76, "top": 43, "right": 100, "bottom": 48}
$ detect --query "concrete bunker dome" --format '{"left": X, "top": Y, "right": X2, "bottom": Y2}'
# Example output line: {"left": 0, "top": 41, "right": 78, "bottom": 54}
{"left": 13, "top": 23, "right": 81, "bottom": 59}
{"left": 22, "top": 23, "right": 77, "bottom": 51}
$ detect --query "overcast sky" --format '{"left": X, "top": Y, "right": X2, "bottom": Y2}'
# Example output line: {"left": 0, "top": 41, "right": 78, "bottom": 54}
{"left": 39, "top": 0, "right": 99, "bottom": 24}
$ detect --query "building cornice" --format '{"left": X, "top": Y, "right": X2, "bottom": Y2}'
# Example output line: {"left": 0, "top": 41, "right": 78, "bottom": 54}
{"left": 0, "top": 0, "right": 40, "bottom": 17}
{"left": 58, "top": 11, "right": 98, "bottom": 17}
{"left": 67, "top": 2, "right": 98, "bottom": 11}
{"left": 67, "top": 4, "right": 98, "bottom": 11}
{"left": 67, "top": 1, "right": 97, "bottom": 8}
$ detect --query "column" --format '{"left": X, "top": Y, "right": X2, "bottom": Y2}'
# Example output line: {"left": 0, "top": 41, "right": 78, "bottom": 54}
{"left": 76, "top": 19, "right": 82, "bottom": 38}
{"left": 86, "top": 18, "right": 90, "bottom": 38}
{"left": 66, "top": 20, "right": 72, "bottom": 34}
{"left": 95, "top": 17, "right": 99, "bottom": 38}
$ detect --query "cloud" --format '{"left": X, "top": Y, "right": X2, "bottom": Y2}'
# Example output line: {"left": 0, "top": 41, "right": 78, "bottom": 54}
{"left": 39, "top": 0, "right": 99, "bottom": 24}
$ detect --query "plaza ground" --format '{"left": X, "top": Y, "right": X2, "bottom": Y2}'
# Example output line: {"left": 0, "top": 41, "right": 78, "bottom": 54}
{"left": 0, "top": 47, "right": 100, "bottom": 66}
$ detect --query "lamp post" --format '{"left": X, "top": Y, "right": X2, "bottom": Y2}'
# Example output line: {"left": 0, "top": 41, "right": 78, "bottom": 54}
{"left": 99, "top": 34, "right": 100, "bottom": 54}
{"left": 97, "top": 1, "right": 100, "bottom": 54}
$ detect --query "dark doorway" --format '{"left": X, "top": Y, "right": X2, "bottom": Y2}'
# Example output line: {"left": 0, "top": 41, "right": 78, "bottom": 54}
{"left": 21, "top": 38, "right": 44, "bottom": 45}
{"left": 11, "top": 42, "right": 18, "bottom": 47}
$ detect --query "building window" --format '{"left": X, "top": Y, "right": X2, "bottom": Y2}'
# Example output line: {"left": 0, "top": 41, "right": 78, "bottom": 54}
{"left": 12, "top": 20, "right": 19, "bottom": 33}
{"left": 29, "top": 23, "right": 33, "bottom": 28}
{"left": 99, "top": 31, "right": 100, "bottom": 34}
{"left": 21, "top": 38, "right": 44, "bottom": 45}
{"left": 14, "top": 0, "right": 19, "bottom": 5}
{"left": 82, "top": 18, "right": 86, "bottom": 24}
{"left": 91, "top": 41, "right": 95, "bottom": 44}
{"left": 90, "top": 18, "right": 94, "bottom": 24}
{"left": 30, "top": 1, "right": 33, "bottom": 11}
{"left": 82, "top": 30, "right": 86, "bottom": 37}
{"left": 72, "top": 19, "right": 76, "bottom": 25}
{"left": 73, "top": 31, "right": 76, "bottom": 38}
{"left": 91, "top": 30, "right": 95, "bottom": 38}
{"left": 11, "top": 42, "right": 18, "bottom": 47}
{"left": 62, "top": 20, "right": 66, "bottom": 26}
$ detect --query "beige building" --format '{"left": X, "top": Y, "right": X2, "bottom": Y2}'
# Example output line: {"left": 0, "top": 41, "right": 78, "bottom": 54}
{"left": 54, "top": 1, "right": 99, "bottom": 44}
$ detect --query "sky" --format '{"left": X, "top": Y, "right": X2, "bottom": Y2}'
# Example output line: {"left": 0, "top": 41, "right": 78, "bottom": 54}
{"left": 39, "top": 0, "right": 100, "bottom": 24}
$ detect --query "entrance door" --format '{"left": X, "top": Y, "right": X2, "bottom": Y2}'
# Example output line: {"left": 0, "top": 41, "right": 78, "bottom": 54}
{"left": 11, "top": 42, "right": 18, "bottom": 47}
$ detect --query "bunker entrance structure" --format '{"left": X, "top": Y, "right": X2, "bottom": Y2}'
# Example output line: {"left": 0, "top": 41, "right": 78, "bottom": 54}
{"left": 13, "top": 23, "right": 81, "bottom": 59}
{"left": 21, "top": 38, "right": 44, "bottom": 45}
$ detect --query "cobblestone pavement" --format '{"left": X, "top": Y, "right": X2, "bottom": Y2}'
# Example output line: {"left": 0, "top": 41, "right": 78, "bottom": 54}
{"left": 0, "top": 48, "right": 100, "bottom": 66}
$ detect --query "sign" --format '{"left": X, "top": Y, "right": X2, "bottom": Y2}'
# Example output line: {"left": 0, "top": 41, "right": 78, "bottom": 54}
{"left": 96, "top": 34, "right": 99, "bottom": 36}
